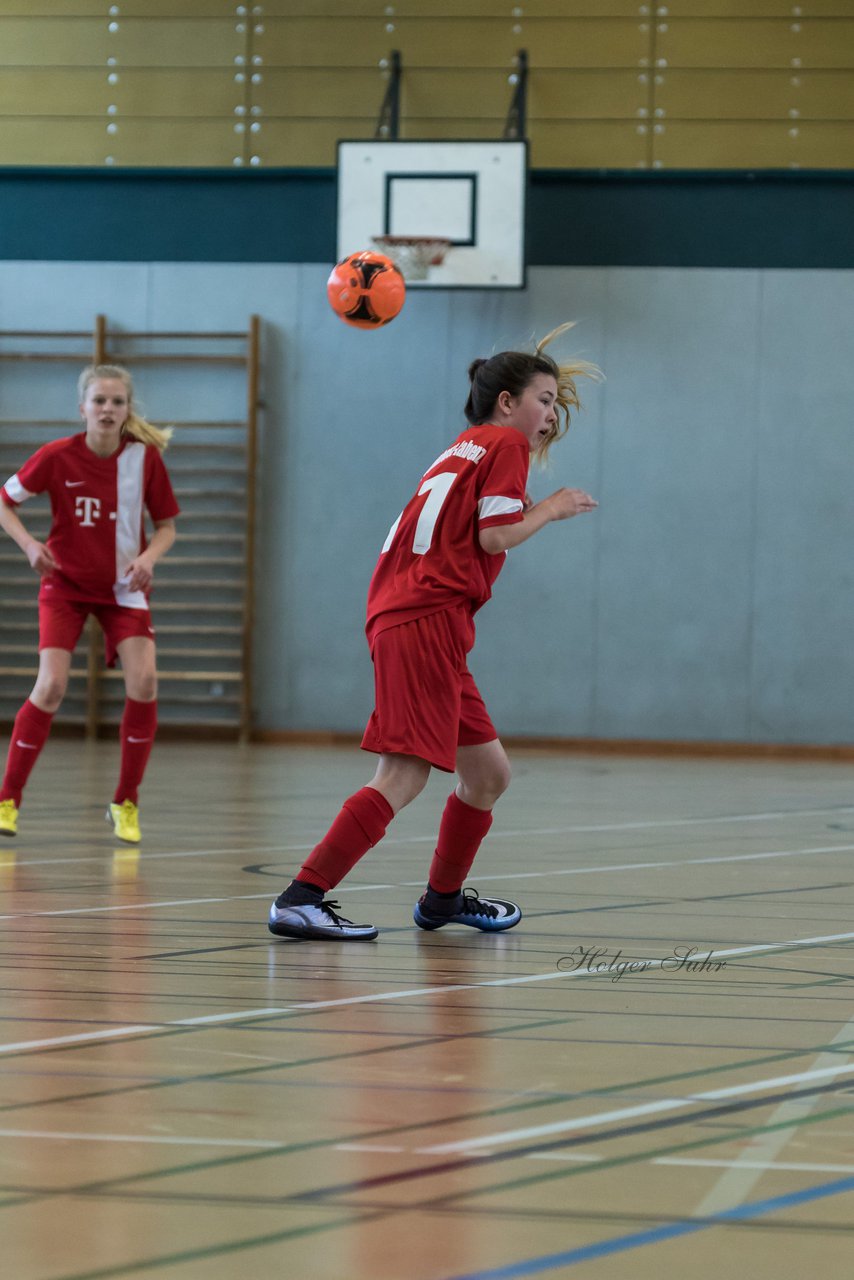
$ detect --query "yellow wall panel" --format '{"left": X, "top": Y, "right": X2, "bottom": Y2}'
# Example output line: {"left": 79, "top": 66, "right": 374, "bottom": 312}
{"left": 99, "top": 120, "right": 241, "bottom": 166}
{"left": 253, "top": 19, "right": 400, "bottom": 67}
{"left": 393, "top": 20, "right": 651, "bottom": 70}
{"left": 390, "top": 69, "right": 647, "bottom": 121}
{"left": 0, "top": 2, "right": 236, "bottom": 13}
{"left": 102, "top": 20, "right": 243, "bottom": 68}
{"left": 0, "top": 69, "right": 106, "bottom": 116}
{"left": 251, "top": 119, "right": 374, "bottom": 166}
{"left": 489, "top": 1, "right": 655, "bottom": 13}
{"left": 260, "top": 1, "right": 389, "bottom": 13}
{"left": 254, "top": 67, "right": 396, "bottom": 117}
{"left": 1, "top": 6, "right": 851, "bottom": 169}
{"left": 385, "top": 1, "right": 646, "bottom": 12}
{"left": 263, "top": 2, "right": 648, "bottom": 14}
{"left": 0, "top": 117, "right": 244, "bottom": 168}
{"left": 401, "top": 118, "right": 527, "bottom": 141}
{"left": 660, "top": 1, "right": 854, "bottom": 15}
{"left": 786, "top": 121, "right": 854, "bottom": 164}
{"left": 255, "top": 18, "right": 650, "bottom": 69}
{"left": 0, "top": 16, "right": 241, "bottom": 67}
{"left": 652, "top": 120, "right": 854, "bottom": 167}
{"left": 658, "top": 69, "right": 854, "bottom": 118}
{"left": 0, "top": 119, "right": 116, "bottom": 165}
{"left": 780, "top": 71, "right": 854, "bottom": 117}
{"left": 1, "top": 18, "right": 114, "bottom": 64}
{"left": 529, "top": 70, "right": 650, "bottom": 118}
{"left": 657, "top": 20, "right": 854, "bottom": 69}
{"left": 0, "top": 68, "right": 242, "bottom": 118}
{"left": 403, "top": 71, "right": 516, "bottom": 121}
{"left": 109, "top": 70, "right": 241, "bottom": 117}
{"left": 530, "top": 120, "right": 650, "bottom": 167}
{"left": 107, "top": 2, "right": 237, "bottom": 13}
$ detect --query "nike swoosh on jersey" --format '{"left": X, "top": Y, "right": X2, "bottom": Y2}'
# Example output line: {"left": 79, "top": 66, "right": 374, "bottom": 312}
{"left": 127, "top": 736, "right": 152, "bottom": 744}
{"left": 16, "top": 740, "right": 38, "bottom": 749}
{"left": 64, "top": 480, "right": 85, "bottom": 487}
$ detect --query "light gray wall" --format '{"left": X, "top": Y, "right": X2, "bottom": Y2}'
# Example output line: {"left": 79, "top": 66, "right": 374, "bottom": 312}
{"left": 1, "top": 261, "right": 851, "bottom": 744}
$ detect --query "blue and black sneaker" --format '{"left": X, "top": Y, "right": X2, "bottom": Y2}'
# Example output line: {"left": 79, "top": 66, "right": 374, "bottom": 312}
{"left": 413, "top": 887, "right": 522, "bottom": 933}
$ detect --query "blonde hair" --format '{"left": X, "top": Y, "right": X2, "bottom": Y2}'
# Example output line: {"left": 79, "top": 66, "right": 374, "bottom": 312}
{"left": 78, "top": 363, "right": 173, "bottom": 452}
{"left": 465, "top": 321, "right": 603, "bottom": 461}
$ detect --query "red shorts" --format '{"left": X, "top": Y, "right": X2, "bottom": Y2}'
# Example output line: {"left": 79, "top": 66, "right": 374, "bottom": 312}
{"left": 361, "top": 606, "right": 497, "bottom": 773}
{"left": 38, "top": 596, "right": 155, "bottom": 669}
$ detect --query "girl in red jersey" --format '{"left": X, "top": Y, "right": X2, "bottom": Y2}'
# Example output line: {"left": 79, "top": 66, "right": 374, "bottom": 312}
{"left": 269, "top": 325, "right": 600, "bottom": 941}
{"left": 0, "top": 365, "right": 179, "bottom": 844}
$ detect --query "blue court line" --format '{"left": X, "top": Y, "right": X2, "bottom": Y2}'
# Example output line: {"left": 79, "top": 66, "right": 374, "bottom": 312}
{"left": 446, "top": 1173, "right": 854, "bottom": 1279}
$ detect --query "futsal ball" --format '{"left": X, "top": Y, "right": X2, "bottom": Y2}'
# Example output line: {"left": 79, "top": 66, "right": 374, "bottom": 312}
{"left": 327, "top": 250, "right": 405, "bottom": 329}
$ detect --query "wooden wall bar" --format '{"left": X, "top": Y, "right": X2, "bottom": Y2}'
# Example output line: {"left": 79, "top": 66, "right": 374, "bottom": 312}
{"left": 0, "top": 316, "right": 261, "bottom": 739}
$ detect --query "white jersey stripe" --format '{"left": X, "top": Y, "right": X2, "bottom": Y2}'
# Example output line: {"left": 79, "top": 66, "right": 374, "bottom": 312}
{"left": 478, "top": 494, "right": 524, "bottom": 522}
{"left": 2, "top": 474, "right": 34, "bottom": 504}
{"left": 113, "top": 443, "right": 147, "bottom": 609}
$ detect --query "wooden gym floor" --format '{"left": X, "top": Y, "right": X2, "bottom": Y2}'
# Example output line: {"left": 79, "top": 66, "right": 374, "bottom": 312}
{"left": 2, "top": 738, "right": 854, "bottom": 1279}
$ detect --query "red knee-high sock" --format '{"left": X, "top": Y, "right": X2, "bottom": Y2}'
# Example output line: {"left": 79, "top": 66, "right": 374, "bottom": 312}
{"left": 0, "top": 699, "right": 54, "bottom": 806}
{"left": 298, "top": 786, "right": 394, "bottom": 893}
{"left": 114, "top": 698, "right": 157, "bottom": 805}
{"left": 428, "top": 791, "right": 493, "bottom": 894}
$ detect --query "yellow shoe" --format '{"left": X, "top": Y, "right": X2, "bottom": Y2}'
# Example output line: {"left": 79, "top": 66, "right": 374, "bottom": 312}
{"left": 107, "top": 799, "right": 141, "bottom": 844}
{"left": 0, "top": 799, "right": 18, "bottom": 838}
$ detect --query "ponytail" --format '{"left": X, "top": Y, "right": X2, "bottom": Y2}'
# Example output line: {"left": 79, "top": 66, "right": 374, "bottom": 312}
{"left": 464, "top": 322, "right": 602, "bottom": 459}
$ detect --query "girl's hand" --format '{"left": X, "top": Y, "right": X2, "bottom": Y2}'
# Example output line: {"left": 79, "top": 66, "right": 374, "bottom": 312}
{"left": 26, "top": 540, "right": 59, "bottom": 575}
{"left": 125, "top": 552, "right": 155, "bottom": 593}
{"left": 544, "top": 488, "right": 598, "bottom": 521}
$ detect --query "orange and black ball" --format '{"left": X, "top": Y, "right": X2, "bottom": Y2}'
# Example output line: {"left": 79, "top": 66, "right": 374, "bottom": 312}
{"left": 327, "top": 250, "right": 406, "bottom": 329}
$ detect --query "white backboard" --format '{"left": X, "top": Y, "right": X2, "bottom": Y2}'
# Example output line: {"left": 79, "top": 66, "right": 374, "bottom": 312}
{"left": 336, "top": 140, "right": 527, "bottom": 289}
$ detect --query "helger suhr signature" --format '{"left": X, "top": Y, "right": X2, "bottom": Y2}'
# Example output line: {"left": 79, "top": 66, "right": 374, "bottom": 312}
{"left": 557, "top": 945, "right": 727, "bottom": 982}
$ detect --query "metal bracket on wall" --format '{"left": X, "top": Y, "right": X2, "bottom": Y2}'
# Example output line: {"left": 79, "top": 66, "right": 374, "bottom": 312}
{"left": 375, "top": 49, "right": 402, "bottom": 139}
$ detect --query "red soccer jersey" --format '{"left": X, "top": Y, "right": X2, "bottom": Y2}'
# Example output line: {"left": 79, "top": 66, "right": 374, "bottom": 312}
{"left": 1, "top": 433, "right": 180, "bottom": 608}
{"left": 366, "top": 423, "right": 529, "bottom": 643}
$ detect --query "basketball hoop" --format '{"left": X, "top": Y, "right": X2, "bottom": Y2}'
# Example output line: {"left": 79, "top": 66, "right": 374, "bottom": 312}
{"left": 371, "top": 235, "right": 452, "bottom": 282}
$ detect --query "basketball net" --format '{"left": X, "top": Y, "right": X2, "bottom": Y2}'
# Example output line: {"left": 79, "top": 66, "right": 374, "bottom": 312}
{"left": 371, "top": 235, "right": 451, "bottom": 282}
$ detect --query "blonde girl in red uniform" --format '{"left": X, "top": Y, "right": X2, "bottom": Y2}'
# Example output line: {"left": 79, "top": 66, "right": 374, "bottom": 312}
{"left": 0, "top": 365, "right": 179, "bottom": 843}
{"left": 269, "top": 325, "right": 600, "bottom": 941}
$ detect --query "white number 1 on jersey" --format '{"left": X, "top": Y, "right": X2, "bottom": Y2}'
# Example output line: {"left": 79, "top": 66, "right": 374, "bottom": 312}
{"left": 381, "top": 471, "right": 457, "bottom": 556}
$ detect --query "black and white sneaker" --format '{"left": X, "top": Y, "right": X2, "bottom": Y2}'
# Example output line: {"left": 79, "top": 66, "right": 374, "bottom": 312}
{"left": 268, "top": 898, "right": 378, "bottom": 941}
{"left": 413, "top": 887, "right": 522, "bottom": 933}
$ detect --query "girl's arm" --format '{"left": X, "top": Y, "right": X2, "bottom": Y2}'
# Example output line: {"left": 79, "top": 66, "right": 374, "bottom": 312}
{"left": 479, "top": 488, "right": 597, "bottom": 555}
{"left": 0, "top": 499, "right": 59, "bottom": 574}
{"left": 124, "top": 518, "right": 177, "bottom": 593}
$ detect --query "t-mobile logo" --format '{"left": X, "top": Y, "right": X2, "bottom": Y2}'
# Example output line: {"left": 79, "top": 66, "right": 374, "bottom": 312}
{"left": 75, "top": 495, "right": 101, "bottom": 526}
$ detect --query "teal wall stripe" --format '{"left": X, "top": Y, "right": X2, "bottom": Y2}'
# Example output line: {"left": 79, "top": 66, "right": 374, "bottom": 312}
{"left": 0, "top": 167, "right": 852, "bottom": 268}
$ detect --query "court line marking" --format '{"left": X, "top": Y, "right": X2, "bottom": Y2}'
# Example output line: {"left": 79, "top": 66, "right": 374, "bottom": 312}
{"left": 528, "top": 1153, "right": 854, "bottom": 1175}
{"left": 419, "top": 1058, "right": 854, "bottom": 1155}
{"left": 12, "top": 802, "right": 854, "bottom": 868}
{"left": 336, "top": 1143, "right": 407, "bottom": 1153}
{"left": 2, "top": 926, "right": 854, "bottom": 1058}
{"left": 412, "top": 1098, "right": 854, "bottom": 1218}
{"left": 0, "top": 1127, "right": 285, "bottom": 1149}
{"left": 3, "top": 841, "right": 854, "bottom": 922}
{"left": 656, "top": 1156, "right": 854, "bottom": 1175}
{"left": 458, "top": 841, "right": 854, "bottom": 885}
{"left": 691, "top": 1011, "right": 854, "bottom": 1217}
{"left": 444, "top": 1175, "right": 854, "bottom": 1279}
{"left": 0, "top": 1026, "right": 162, "bottom": 1054}
{"left": 525, "top": 1153, "right": 603, "bottom": 1163}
